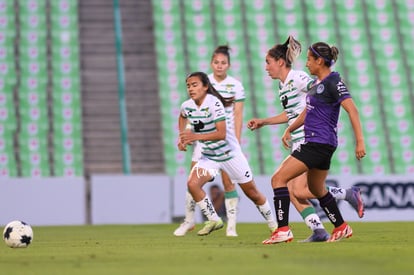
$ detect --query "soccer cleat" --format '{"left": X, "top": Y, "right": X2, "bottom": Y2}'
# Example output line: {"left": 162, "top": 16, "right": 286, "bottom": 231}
{"left": 299, "top": 228, "right": 330, "bottom": 242}
{"left": 197, "top": 218, "right": 224, "bottom": 236}
{"left": 346, "top": 186, "right": 365, "bottom": 218}
{"left": 327, "top": 223, "right": 353, "bottom": 242}
{"left": 226, "top": 226, "right": 238, "bottom": 237}
{"left": 173, "top": 221, "right": 195, "bottom": 236}
{"left": 262, "top": 226, "right": 293, "bottom": 244}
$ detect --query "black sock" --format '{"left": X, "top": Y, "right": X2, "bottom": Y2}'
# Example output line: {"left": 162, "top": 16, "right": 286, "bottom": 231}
{"left": 273, "top": 187, "right": 290, "bottom": 228}
{"left": 318, "top": 192, "right": 344, "bottom": 227}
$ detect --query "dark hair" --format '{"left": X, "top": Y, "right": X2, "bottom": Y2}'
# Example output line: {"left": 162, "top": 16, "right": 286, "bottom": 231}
{"left": 211, "top": 45, "right": 231, "bottom": 64}
{"left": 308, "top": 42, "right": 339, "bottom": 67}
{"left": 267, "top": 35, "right": 302, "bottom": 67}
{"left": 186, "top": 71, "right": 234, "bottom": 107}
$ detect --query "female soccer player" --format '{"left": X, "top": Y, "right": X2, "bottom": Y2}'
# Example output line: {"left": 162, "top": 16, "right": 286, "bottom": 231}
{"left": 174, "top": 45, "right": 244, "bottom": 237}
{"left": 248, "top": 36, "right": 364, "bottom": 242}
{"left": 178, "top": 71, "right": 277, "bottom": 236}
{"left": 261, "top": 42, "right": 366, "bottom": 244}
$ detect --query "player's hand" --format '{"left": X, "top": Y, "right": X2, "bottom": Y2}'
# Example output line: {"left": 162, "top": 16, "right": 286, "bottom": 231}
{"left": 177, "top": 141, "right": 187, "bottom": 151}
{"left": 281, "top": 129, "right": 292, "bottom": 149}
{"left": 247, "top": 118, "right": 264, "bottom": 130}
{"left": 179, "top": 129, "right": 195, "bottom": 146}
{"left": 355, "top": 142, "right": 366, "bottom": 160}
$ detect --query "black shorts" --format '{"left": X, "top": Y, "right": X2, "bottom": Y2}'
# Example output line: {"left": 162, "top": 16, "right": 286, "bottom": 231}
{"left": 291, "top": 142, "right": 336, "bottom": 170}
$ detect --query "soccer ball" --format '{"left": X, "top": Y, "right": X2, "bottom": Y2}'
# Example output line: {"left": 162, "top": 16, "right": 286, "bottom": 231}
{"left": 3, "top": 220, "right": 33, "bottom": 248}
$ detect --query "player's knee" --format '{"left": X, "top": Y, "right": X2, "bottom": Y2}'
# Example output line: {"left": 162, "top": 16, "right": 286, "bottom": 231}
{"left": 271, "top": 172, "right": 287, "bottom": 188}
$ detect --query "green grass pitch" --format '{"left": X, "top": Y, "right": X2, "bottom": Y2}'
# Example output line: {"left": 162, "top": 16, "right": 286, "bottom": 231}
{"left": 0, "top": 222, "right": 413, "bottom": 275}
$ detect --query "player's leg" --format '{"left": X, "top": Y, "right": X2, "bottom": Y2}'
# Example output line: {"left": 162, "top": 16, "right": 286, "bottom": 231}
{"left": 328, "top": 185, "right": 365, "bottom": 218}
{"left": 223, "top": 155, "right": 277, "bottom": 234}
{"left": 173, "top": 161, "right": 197, "bottom": 236}
{"left": 307, "top": 169, "right": 352, "bottom": 242}
{"left": 220, "top": 170, "right": 239, "bottom": 237}
{"left": 290, "top": 177, "right": 365, "bottom": 218}
{"left": 188, "top": 159, "right": 224, "bottom": 236}
{"left": 287, "top": 173, "right": 329, "bottom": 242}
{"left": 236, "top": 180, "right": 278, "bottom": 232}
{"left": 263, "top": 155, "right": 308, "bottom": 244}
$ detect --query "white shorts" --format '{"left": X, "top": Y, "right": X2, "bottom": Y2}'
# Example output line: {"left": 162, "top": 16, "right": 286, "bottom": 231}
{"left": 194, "top": 151, "right": 253, "bottom": 184}
{"left": 191, "top": 141, "right": 202, "bottom": 162}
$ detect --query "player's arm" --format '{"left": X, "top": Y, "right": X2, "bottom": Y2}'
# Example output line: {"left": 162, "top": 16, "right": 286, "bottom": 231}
{"left": 247, "top": 111, "right": 289, "bottom": 130}
{"left": 282, "top": 109, "right": 306, "bottom": 148}
{"left": 180, "top": 119, "right": 226, "bottom": 145}
{"left": 341, "top": 98, "right": 366, "bottom": 160}
{"left": 177, "top": 114, "right": 188, "bottom": 151}
{"left": 178, "top": 114, "right": 187, "bottom": 131}
{"left": 233, "top": 101, "right": 244, "bottom": 143}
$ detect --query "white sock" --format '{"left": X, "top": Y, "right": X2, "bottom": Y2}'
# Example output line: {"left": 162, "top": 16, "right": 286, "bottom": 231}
{"left": 328, "top": 186, "right": 346, "bottom": 200}
{"left": 304, "top": 213, "right": 325, "bottom": 231}
{"left": 256, "top": 199, "right": 278, "bottom": 230}
{"left": 225, "top": 197, "right": 238, "bottom": 230}
{"left": 196, "top": 195, "right": 220, "bottom": 221}
{"left": 184, "top": 191, "right": 196, "bottom": 224}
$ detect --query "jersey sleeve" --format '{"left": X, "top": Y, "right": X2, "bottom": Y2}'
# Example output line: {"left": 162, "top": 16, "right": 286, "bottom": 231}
{"left": 296, "top": 71, "right": 314, "bottom": 93}
{"left": 180, "top": 101, "right": 188, "bottom": 118}
{"left": 332, "top": 79, "right": 352, "bottom": 102}
{"left": 234, "top": 82, "right": 246, "bottom": 102}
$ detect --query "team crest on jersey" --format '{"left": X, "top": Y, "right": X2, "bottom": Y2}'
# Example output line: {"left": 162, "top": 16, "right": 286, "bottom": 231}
{"left": 316, "top": 84, "right": 325, "bottom": 94}
{"left": 203, "top": 107, "right": 209, "bottom": 117}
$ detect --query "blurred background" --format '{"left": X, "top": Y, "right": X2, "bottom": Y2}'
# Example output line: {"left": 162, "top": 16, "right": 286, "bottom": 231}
{"left": 0, "top": 0, "right": 413, "bottom": 225}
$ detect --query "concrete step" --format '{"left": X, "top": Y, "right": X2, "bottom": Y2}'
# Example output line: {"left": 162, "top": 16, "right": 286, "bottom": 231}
{"left": 80, "top": 0, "right": 163, "bottom": 174}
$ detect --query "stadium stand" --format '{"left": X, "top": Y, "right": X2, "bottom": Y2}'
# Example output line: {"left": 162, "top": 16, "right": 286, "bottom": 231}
{"left": 1, "top": 0, "right": 413, "bottom": 177}
{"left": 0, "top": 0, "right": 17, "bottom": 177}
{"left": 50, "top": 0, "right": 83, "bottom": 177}
{"left": 17, "top": 0, "right": 50, "bottom": 177}
{"left": 152, "top": 0, "right": 414, "bottom": 176}
{"left": 152, "top": 0, "right": 190, "bottom": 175}
{"left": 80, "top": 0, "right": 163, "bottom": 174}
{"left": 212, "top": 0, "right": 261, "bottom": 173}
{"left": 0, "top": 0, "right": 83, "bottom": 178}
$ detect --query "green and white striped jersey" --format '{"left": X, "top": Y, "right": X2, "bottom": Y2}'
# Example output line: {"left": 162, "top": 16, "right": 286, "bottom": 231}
{"left": 208, "top": 74, "right": 245, "bottom": 136}
{"left": 278, "top": 69, "right": 314, "bottom": 144}
{"left": 180, "top": 94, "right": 240, "bottom": 162}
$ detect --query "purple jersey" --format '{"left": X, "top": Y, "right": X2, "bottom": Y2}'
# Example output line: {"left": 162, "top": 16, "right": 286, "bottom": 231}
{"left": 304, "top": 72, "right": 351, "bottom": 147}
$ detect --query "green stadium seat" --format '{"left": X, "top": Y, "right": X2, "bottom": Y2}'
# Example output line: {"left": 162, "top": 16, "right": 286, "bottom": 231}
{"left": 50, "top": 0, "right": 78, "bottom": 15}
{"left": 18, "top": 0, "right": 46, "bottom": 15}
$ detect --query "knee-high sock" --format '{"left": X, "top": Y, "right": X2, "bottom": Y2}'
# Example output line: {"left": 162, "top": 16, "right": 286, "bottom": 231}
{"left": 225, "top": 190, "right": 238, "bottom": 229}
{"left": 273, "top": 187, "right": 290, "bottom": 228}
{"left": 196, "top": 195, "right": 220, "bottom": 221}
{"left": 257, "top": 199, "right": 278, "bottom": 231}
{"left": 184, "top": 191, "right": 196, "bottom": 223}
{"left": 318, "top": 192, "right": 345, "bottom": 227}
{"left": 300, "top": 206, "right": 325, "bottom": 231}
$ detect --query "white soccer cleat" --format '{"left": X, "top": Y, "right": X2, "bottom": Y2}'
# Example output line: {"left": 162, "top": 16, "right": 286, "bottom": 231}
{"left": 226, "top": 226, "right": 238, "bottom": 237}
{"left": 173, "top": 221, "right": 195, "bottom": 236}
